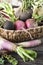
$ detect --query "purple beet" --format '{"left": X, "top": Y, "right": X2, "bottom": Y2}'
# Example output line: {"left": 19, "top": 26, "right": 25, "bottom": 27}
{"left": 14, "top": 20, "right": 26, "bottom": 30}
{"left": 25, "top": 19, "right": 37, "bottom": 28}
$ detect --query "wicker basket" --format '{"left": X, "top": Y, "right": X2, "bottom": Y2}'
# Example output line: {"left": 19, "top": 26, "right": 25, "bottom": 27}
{"left": 0, "top": 25, "right": 43, "bottom": 43}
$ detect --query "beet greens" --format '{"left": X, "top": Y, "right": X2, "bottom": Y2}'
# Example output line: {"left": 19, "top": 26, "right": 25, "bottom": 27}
{"left": 21, "top": 0, "right": 34, "bottom": 11}
{"left": 3, "top": 54, "right": 18, "bottom": 65}
{"left": 32, "top": 0, "right": 43, "bottom": 22}
{"left": 0, "top": 2, "right": 17, "bottom": 22}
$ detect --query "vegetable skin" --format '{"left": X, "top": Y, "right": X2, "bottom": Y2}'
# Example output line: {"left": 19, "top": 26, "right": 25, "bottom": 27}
{"left": 18, "top": 39, "right": 41, "bottom": 47}
{"left": 25, "top": 19, "right": 38, "bottom": 28}
{"left": 0, "top": 37, "right": 37, "bottom": 61}
{"left": 14, "top": 20, "right": 26, "bottom": 30}
{"left": 15, "top": 8, "right": 33, "bottom": 21}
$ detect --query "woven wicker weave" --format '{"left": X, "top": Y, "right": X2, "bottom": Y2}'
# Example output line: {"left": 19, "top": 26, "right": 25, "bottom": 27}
{"left": 0, "top": 26, "right": 43, "bottom": 43}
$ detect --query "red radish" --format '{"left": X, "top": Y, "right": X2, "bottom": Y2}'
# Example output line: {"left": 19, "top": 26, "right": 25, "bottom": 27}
{"left": 25, "top": 19, "right": 37, "bottom": 28}
{"left": 14, "top": 20, "right": 26, "bottom": 30}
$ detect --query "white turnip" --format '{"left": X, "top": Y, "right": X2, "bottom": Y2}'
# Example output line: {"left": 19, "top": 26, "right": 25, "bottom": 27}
{"left": 0, "top": 37, "right": 37, "bottom": 61}
{"left": 18, "top": 39, "right": 41, "bottom": 47}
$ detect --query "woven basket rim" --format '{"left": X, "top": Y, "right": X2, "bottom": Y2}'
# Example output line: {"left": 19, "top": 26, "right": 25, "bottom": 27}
{"left": 0, "top": 25, "right": 43, "bottom": 42}
{"left": 0, "top": 25, "right": 43, "bottom": 31}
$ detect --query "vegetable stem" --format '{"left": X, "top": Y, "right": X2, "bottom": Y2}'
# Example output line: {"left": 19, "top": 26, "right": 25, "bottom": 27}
{"left": 0, "top": 56, "right": 4, "bottom": 65}
{"left": 16, "top": 46, "right": 37, "bottom": 61}
{"left": 3, "top": 54, "right": 18, "bottom": 65}
{"left": 0, "top": 2, "right": 17, "bottom": 22}
{"left": 22, "top": 0, "right": 34, "bottom": 11}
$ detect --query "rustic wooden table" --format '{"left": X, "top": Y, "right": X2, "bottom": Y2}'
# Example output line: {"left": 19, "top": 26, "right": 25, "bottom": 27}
{"left": 2, "top": 38, "right": 43, "bottom": 65}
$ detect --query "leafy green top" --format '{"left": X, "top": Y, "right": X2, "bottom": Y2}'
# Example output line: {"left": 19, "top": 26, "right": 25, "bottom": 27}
{"left": 21, "top": 0, "right": 34, "bottom": 11}
{"left": 0, "top": 2, "right": 17, "bottom": 22}
{"left": 32, "top": 0, "right": 43, "bottom": 22}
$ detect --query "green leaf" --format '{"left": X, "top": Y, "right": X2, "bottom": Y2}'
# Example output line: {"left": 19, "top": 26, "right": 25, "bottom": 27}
{"left": 17, "top": 48, "right": 26, "bottom": 62}
{"left": 25, "top": 50, "right": 37, "bottom": 58}
{"left": 3, "top": 54, "right": 18, "bottom": 65}
{"left": 0, "top": 57, "right": 4, "bottom": 65}
{"left": 0, "top": 2, "right": 17, "bottom": 22}
{"left": 16, "top": 46, "right": 37, "bottom": 61}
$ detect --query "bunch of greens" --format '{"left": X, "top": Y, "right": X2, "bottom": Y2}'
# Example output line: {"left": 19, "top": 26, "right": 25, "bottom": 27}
{"left": 16, "top": 46, "right": 37, "bottom": 62}
{"left": 32, "top": 0, "right": 43, "bottom": 22}
{"left": 0, "top": 47, "right": 37, "bottom": 65}
{"left": 0, "top": 54, "right": 18, "bottom": 65}
{"left": 21, "top": 0, "right": 35, "bottom": 11}
{"left": 0, "top": 14, "right": 6, "bottom": 27}
{"left": 3, "top": 54, "right": 18, "bottom": 65}
{"left": 0, "top": 2, "right": 17, "bottom": 22}
{"left": 0, "top": 56, "right": 4, "bottom": 65}
{"left": 0, "top": 37, "right": 37, "bottom": 64}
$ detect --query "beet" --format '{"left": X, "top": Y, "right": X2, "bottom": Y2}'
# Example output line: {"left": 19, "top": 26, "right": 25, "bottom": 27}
{"left": 3, "top": 21, "right": 14, "bottom": 30}
{"left": 15, "top": 8, "right": 33, "bottom": 21}
{"left": 14, "top": 20, "right": 26, "bottom": 30}
{"left": 15, "top": 0, "right": 33, "bottom": 21}
{"left": 25, "top": 19, "right": 38, "bottom": 28}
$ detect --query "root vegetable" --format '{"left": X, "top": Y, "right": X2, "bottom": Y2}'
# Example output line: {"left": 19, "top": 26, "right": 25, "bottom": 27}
{"left": 0, "top": 37, "right": 17, "bottom": 51}
{"left": 0, "top": 37, "right": 37, "bottom": 61}
{"left": 14, "top": 20, "right": 33, "bottom": 39}
{"left": 18, "top": 39, "right": 42, "bottom": 47}
{"left": 14, "top": 20, "right": 26, "bottom": 30}
{"left": 25, "top": 19, "right": 38, "bottom": 28}
{"left": 3, "top": 21, "right": 14, "bottom": 30}
{"left": 15, "top": 0, "right": 34, "bottom": 21}
{"left": 15, "top": 8, "right": 33, "bottom": 21}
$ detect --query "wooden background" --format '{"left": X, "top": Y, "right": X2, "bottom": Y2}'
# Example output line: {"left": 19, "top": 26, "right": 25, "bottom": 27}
{"left": 2, "top": 38, "right": 43, "bottom": 65}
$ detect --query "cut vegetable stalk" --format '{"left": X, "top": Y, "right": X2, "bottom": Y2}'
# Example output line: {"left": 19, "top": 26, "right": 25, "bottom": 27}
{"left": 0, "top": 37, "right": 37, "bottom": 61}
